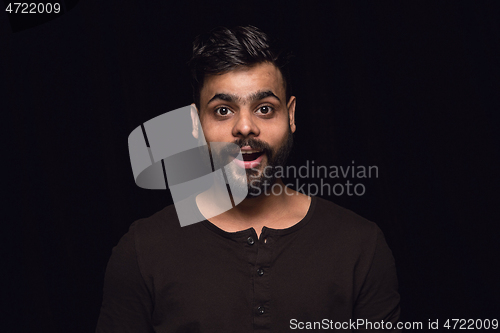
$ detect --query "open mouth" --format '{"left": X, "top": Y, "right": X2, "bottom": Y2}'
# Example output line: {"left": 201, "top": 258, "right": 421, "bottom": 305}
{"left": 234, "top": 149, "right": 265, "bottom": 169}
{"left": 242, "top": 151, "right": 264, "bottom": 161}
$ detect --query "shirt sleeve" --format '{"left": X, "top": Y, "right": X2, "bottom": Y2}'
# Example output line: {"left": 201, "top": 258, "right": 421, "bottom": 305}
{"left": 353, "top": 227, "right": 401, "bottom": 332}
{"left": 95, "top": 222, "right": 154, "bottom": 333}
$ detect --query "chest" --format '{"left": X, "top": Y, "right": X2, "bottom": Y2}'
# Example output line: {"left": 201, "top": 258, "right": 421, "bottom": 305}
{"left": 147, "top": 235, "right": 358, "bottom": 331}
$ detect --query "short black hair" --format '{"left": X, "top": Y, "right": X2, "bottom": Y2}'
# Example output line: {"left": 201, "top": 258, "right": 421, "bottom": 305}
{"left": 188, "top": 25, "right": 292, "bottom": 110}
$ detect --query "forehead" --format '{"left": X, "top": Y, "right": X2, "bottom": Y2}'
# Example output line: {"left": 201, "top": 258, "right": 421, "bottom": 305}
{"left": 200, "top": 62, "right": 285, "bottom": 103}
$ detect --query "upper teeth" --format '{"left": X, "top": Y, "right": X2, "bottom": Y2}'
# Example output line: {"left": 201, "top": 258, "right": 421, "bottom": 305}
{"left": 241, "top": 150, "right": 261, "bottom": 154}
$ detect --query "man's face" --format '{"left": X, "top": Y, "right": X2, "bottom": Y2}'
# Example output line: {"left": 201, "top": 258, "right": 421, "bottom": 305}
{"left": 196, "top": 62, "right": 296, "bottom": 196}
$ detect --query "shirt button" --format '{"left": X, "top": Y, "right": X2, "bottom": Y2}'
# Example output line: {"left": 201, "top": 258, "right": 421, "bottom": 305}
{"left": 247, "top": 236, "right": 255, "bottom": 245}
{"left": 257, "top": 268, "right": 264, "bottom": 276}
{"left": 257, "top": 306, "right": 265, "bottom": 315}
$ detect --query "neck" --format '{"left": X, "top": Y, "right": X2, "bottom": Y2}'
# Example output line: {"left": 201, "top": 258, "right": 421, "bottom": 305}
{"left": 225, "top": 178, "right": 289, "bottom": 223}
{"left": 196, "top": 178, "right": 310, "bottom": 238}
{"left": 196, "top": 178, "right": 294, "bottom": 228}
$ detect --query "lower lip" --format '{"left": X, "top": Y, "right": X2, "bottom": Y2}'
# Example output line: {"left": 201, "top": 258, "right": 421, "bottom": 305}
{"left": 234, "top": 153, "right": 264, "bottom": 169}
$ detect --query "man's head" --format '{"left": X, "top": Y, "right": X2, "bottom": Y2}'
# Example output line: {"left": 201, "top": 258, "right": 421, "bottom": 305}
{"left": 188, "top": 25, "right": 292, "bottom": 111}
{"left": 188, "top": 26, "right": 296, "bottom": 197}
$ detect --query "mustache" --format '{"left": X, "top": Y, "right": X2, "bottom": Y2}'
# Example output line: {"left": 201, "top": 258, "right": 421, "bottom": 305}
{"left": 207, "top": 139, "right": 273, "bottom": 164}
{"left": 234, "top": 138, "right": 271, "bottom": 153}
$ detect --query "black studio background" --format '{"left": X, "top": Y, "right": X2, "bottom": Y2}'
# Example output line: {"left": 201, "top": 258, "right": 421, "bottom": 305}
{"left": 2, "top": 1, "right": 499, "bottom": 332}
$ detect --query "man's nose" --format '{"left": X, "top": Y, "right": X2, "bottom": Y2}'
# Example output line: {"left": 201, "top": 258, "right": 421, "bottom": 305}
{"left": 232, "top": 110, "right": 260, "bottom": 138}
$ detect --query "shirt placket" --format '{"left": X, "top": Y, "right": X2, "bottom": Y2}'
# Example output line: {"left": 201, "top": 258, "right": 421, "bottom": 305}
{"left": 244, "top": 228, "right": 274, "bottom": 332}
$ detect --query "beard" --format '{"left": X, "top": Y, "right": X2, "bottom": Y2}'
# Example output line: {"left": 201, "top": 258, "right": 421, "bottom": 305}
{"left": 230, "top": 127, "right": 294, "bottom": 198}
{"left": 204, "top": 127, "right": 294, "bottom": 201}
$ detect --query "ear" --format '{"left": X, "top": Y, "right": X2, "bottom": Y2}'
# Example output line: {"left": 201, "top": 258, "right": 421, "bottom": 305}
{"left": 190, "top": 103, "right": 200, "bottom": 139}
{"left": 287, "top": 96, "right": 297, "bottom": 133}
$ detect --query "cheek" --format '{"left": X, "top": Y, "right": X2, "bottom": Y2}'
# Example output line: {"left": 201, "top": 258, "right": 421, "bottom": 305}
{"left": 263, "top": 121, "right": 290, "bottom": 142}
{"left": 200, "top": 122, "right": 231, "bottom": 141}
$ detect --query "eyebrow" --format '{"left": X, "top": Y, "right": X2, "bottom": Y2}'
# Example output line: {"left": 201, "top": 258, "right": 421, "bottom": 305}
{"left": 207, "top": 90, "right": 281, "bottom": 105}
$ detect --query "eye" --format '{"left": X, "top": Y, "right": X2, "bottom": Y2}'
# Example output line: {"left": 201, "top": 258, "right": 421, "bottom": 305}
{"left": 256, "top": 105, "right": 274, "bottom": 115}
{"left": 215, "top": 107, "right": 233, "bottom": 116}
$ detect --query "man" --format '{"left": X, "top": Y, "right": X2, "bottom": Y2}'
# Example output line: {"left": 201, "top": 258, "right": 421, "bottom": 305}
{"left": 96, "top": 25, "right": 400, "bottom": 332}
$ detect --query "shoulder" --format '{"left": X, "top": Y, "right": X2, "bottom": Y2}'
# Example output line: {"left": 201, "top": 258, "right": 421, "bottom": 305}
{"left": 308, "top": 197, "right": 395, "bottom": 274}
{"left": 121, "top": 201, "right": 204, "bottom": 253}
{"left": 313, "top": 196, "right": 379, "bottom": 230}
{"left": 130, "top": 204, "right": 180, "bottom": 236}
{"left": 309, "top": 196, "right": 382, "bottom": 245}
{"left": 119, "top": 204, "right": 206, "bottom": 269}
{"left": 129, "top": 203, "right": 202, "bottom": 245}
